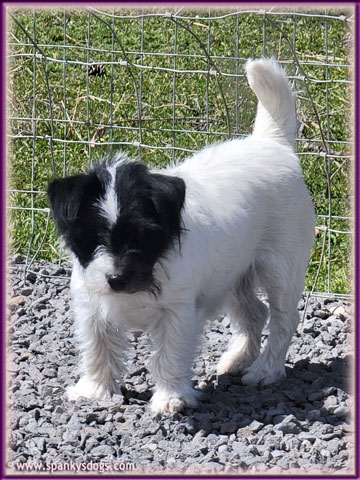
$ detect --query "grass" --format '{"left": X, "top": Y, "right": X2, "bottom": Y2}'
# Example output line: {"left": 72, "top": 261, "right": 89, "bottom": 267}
{"left": 8, "top": 7, "right": 354, "bottom": 294}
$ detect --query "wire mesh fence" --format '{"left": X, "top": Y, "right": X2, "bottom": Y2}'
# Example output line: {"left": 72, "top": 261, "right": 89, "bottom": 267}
{"left": 7, "top": 6, "right": 354, "bottom": 296}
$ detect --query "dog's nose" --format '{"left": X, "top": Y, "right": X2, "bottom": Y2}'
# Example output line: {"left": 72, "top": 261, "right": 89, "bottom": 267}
{"left": 106, "top": 274, "right": 125, "bottom": 292}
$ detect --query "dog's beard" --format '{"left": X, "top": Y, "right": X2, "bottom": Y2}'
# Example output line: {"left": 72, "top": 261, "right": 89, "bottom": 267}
{"left": 79, "top": 252, "right": 116, "bottom": 296}
{"left": 79, "top": 250, "right": 161, "bottom": 296}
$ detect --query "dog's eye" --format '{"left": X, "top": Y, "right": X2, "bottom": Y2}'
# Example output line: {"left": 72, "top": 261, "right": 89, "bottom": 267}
{"left": 141, "top": 225, "right": 164, "bottom": 244}
{"left": 137, "top": 225, "right": 168, "bottom": 255}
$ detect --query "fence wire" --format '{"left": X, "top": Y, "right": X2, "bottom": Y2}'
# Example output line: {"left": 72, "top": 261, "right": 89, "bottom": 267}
{"left": 7, "top": 6, "right": 354, "bottom": 297}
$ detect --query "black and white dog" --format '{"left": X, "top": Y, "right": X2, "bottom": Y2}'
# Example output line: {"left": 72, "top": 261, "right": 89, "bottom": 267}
{"left": 48, "top": 59, "right": 315, "bottom": 414}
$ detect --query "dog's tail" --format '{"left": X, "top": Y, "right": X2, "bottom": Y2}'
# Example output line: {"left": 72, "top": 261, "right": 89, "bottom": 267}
{"left": 246, "top": 58, "right": 296, "bottom": 149}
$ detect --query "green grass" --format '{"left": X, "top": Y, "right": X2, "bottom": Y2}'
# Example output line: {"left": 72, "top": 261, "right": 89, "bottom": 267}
{"left": 8, "top": 7, "right": 353, "bottom": 294}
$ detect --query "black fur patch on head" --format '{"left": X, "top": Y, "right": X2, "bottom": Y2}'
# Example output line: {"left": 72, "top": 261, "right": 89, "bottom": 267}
{"left": 48, "top": 160, "right": 186, "bottom": 294}
{"left": 47, "top": 166, "right": 112, "bottom": 267}
{"left": 111, "top": 162, "right": 185, "bottom": 255}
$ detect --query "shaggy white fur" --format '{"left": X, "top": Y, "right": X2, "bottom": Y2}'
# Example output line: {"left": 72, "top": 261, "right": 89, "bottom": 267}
{"left": 66, "top": 59, "right": 315, "bottom": 414}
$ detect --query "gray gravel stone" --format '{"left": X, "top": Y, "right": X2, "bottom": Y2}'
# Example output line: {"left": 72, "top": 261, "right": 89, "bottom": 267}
{"left": 313, "top": 309, "right": 330, "bottom": 319}
{"left": 248, "top": 420, "right": 264, "bottom": 433}
{"left": 25, "top": 272, "right": 37, "bottom": 283}
{"left": 90, "top": 445, "right": 116, "bottom": 457}
{"left": 20, "top": 287, "right": 33, "bottom": 296}
{"left": 334, "top": 406, "right": 349, "bottom": 418}
{"left": 13, "top": 254, "right": 24, "bottom": 264}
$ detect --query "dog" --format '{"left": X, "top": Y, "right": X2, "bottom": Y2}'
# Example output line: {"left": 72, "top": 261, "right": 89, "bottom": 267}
{"left": 47, "top": 59, "right": 315, "bottom": 415}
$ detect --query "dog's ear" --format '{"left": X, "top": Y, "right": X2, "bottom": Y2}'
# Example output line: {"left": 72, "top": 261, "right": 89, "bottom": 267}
{"left": 150, "top": 173, "right": 186, "bottom": 234}
{"left": 47, "top": 172, "right": 103, "bottom": 236}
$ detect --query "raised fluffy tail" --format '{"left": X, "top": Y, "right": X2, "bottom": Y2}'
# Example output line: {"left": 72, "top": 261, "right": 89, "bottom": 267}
{"left": 246, "top": 58, "right": 296, "bottom": 148}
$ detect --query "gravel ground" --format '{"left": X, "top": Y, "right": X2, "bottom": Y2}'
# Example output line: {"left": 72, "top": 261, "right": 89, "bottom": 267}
{"left": 7, "top": 256, "right": 354, "bottom": 475}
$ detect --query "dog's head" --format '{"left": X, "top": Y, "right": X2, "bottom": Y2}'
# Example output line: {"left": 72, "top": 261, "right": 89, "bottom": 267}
{"left": 48, "top": 159, "right": 186, "bottom": 295}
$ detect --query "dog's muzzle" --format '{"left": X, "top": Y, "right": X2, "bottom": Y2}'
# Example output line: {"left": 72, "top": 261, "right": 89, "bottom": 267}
{"left": 106, "top": 274, "right": 137, "bottom": 294}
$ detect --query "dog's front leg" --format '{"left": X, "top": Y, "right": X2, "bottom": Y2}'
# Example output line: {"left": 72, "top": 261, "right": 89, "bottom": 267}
{"left": 67, "top": 303, "right": 128, "bottom": 401}
{"left": 149, "top": 305, "right": 200, "bottom": 415}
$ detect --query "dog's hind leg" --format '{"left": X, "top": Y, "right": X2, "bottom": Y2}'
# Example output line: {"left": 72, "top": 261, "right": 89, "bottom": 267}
{"left": 242, "top": 254, "right": 304, "bottom": 386}
{"left": 217, "top": 271, "right": 268, "bottom": 375}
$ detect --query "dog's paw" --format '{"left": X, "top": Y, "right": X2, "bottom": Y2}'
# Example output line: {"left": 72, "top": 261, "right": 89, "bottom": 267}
{"left": 150, "top": 387, "right": 200, "bottom": 415}
{"left": 241, "top": 361, "right": 286, "bottom": 386}
{"left": 217, "top": 344, "right": 257, "bottom": 376}
{"left": 66, "top": 377, "right": 111, "bottom": 401}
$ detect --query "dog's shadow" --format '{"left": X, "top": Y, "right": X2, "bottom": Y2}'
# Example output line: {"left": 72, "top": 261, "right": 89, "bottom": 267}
{"left": 182, "top": 356, "right": 351, "bottom": 434}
